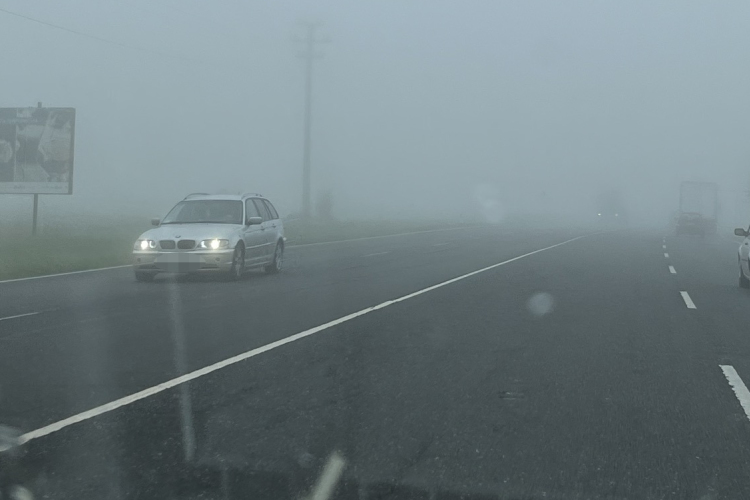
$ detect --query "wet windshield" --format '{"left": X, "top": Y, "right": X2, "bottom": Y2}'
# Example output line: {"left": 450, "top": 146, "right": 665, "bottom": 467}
{"left": 4, "top": 2, "right": 750, "bottom": 500}
{"left": 161, "top": 200, "right": 243, "bottom": 225}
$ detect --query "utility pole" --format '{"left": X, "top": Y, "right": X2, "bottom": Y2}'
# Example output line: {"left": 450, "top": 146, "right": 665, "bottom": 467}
{"left": 32, "top": 101, "right": 42, "bottom": 236}
{"left": 296, "top": 23, "right": 329, "bottom": 219}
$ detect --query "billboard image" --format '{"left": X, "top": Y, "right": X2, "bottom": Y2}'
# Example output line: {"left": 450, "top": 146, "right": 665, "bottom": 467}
{"left": 0, "top": 107, "right": 75, "bottom": 194}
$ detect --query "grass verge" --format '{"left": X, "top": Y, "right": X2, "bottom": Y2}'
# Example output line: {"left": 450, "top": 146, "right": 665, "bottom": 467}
{"left": 0, "top": 219, "right": 473, "bottom": 281}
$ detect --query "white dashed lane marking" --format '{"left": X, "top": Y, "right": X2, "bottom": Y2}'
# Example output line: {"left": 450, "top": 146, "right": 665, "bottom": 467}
{"left": 721, "top": 365, "right": 750, "bottom": 422}
{"left": 664, "top": 253, "right": 669, "bottom": 258}
{"left": 680, "top": 291, "right": 696, "bottom": 309}
{"left": 669, "top": 266, "right": 676, "bottom": 274}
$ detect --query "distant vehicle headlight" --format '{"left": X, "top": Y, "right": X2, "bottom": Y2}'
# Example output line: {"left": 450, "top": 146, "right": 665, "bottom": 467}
{"left": 597, "top": 213, "right": 602, "bottom": 216}
{"left": 615, "top": 213, "right": 619, "bottom": 217}
{"left": 135, "top": 239, "right": 156, "bottom": 250}
{"left": 199, "top": 239, "right": 230, "bottom": 250}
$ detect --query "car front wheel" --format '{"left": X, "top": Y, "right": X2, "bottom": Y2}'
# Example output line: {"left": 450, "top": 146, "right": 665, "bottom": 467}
{"left": 265, "top": 242, "right": 283, "bottom": 274}
{"left": 228, "top": 245, "right": 245, "bottom": 281}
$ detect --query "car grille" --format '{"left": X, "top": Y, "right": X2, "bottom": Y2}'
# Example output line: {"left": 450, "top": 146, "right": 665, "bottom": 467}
{"left": 159, "top": 240, "right": 176, "bottom": 249}
{"left": 177, "top": 239, "right": 196, "bottom": 250}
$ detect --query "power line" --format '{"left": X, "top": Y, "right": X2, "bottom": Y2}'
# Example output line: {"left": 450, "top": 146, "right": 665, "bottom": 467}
{"left": 0, "top": 6, "right": 205, "bottom": 64}
{"left": 127, "top": 2, "right": 251, "bottom": 49}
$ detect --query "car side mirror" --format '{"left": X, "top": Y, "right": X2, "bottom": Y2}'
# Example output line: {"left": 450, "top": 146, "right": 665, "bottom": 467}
{"left": 735, "top": 228, "right": 748, "bottom": 237}
{"left": 151, "top": 218, "right": 161, "bottom": 226}
{"left": 246, "top": 216, "right": 263, "bottom": 226}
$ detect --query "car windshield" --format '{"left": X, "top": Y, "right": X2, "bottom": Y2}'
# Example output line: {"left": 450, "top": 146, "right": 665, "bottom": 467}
{"left": 7, "top": 2, "right": 750, "bottom": 500}
{"left": 161, "top": 200, "right": 242, "bottom": 225}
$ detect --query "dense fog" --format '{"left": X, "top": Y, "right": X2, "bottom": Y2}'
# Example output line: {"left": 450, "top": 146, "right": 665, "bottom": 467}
{"left": 1, "top": 0, "right": 749, "bottom": 229}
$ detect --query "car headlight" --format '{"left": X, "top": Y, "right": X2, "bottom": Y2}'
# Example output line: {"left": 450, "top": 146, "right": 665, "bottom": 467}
{"left": 135, "top": 239, "right": 157, "bottom": 250}
{"left": 199, "top": 239, "right": 230, "bottom": 250}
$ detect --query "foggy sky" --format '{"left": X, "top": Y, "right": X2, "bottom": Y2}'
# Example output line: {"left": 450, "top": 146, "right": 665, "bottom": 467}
{"left": 1, "top": 0, "right": 749, "bottom": 226}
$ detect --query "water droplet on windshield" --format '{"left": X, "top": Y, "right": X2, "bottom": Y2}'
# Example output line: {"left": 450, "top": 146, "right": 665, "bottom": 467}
{"left": 527, "top": 292, "right": 555, "bottom": 316}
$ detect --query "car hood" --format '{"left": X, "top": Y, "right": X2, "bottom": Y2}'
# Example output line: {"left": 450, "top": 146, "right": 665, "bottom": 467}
{"left": 138, "top": 223, "right": 241, "bottom": 241}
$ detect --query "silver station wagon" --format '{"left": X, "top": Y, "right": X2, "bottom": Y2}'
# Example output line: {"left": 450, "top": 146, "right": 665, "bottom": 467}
{"left": 132, "top": 193, "right": 285, "bottom": 282}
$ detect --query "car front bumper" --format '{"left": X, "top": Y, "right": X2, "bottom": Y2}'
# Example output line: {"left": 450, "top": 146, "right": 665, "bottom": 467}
{"left": 133, "top": 249, "right": 235, "bottom": 274}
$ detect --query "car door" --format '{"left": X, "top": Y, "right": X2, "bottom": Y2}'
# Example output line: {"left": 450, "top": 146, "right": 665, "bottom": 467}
{"left": 261, "top": 199, "right": 282, "bottom": 247}
{"left": 243, "top": 199, "right": 267, "bottom": 266}
{"left": 252, "top": 198, "right": 275, "bottom": 261}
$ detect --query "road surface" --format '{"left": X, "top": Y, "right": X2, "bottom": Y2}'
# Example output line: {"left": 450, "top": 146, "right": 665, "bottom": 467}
{"left": 2, "top": 225, "right": 750, "bottom": 499}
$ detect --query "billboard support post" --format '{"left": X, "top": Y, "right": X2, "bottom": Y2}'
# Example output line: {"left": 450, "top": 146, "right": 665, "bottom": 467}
{"left": 32, "top": 194, "right": 38, "bottom": 236}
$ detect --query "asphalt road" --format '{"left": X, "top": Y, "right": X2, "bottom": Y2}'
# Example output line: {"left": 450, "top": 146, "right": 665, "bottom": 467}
{"left": 3, "top": 226, "right": 750, "bottom": 499}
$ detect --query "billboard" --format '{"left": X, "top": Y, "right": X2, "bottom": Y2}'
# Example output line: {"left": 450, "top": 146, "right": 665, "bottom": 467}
{"left": 0, "top": 107, "right": 75, "bottom": 194}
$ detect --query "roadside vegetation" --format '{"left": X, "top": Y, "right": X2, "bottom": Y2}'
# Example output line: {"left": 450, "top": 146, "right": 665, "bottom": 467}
{"left": 0, "top": 218, "right": 474, "bottom": 280}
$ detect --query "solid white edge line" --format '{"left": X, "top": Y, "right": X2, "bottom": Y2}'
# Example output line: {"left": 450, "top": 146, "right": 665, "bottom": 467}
{"left": 720, "top": 365, "right": 750, "bottom": 421}
{"left": 0, "top": 312, "right": 40, "bottom": 321}
{"left": 668, "top": 265, "right": 676, "bottom": 274}
{"left": 18, "top": 232, "right": 597, "bottom": 443}
{"left": 0, "top": 265, "right": 131, "bottom": 284}
{"left": 288, "top": 225, "right": 479, "bottom": 248}
{"left": 680, "top": 291, "right": 696, "bottom": 309}
{"left": 363, "top": 251, "right": 390, "bottom": 258}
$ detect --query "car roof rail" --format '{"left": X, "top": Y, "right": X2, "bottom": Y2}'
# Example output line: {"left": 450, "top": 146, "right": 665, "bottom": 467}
{"left": 241, "top": 192, "right": 263, "bottom": 198}
{"left": 184, "top": 192, "right": 210, "bottom": 199}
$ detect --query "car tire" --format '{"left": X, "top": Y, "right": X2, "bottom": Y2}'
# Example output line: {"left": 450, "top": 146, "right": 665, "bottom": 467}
{"left": 228, "top": 244, "right": 245, "bottom": 281}
{"left": 135, "top": 271, "right": 156, "bottom": 282}
{"left": 265, "top": 241, "right": 283, "bottom": 274}
{"left": 740, "top": 266, "right": 750, "bottom": 289}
